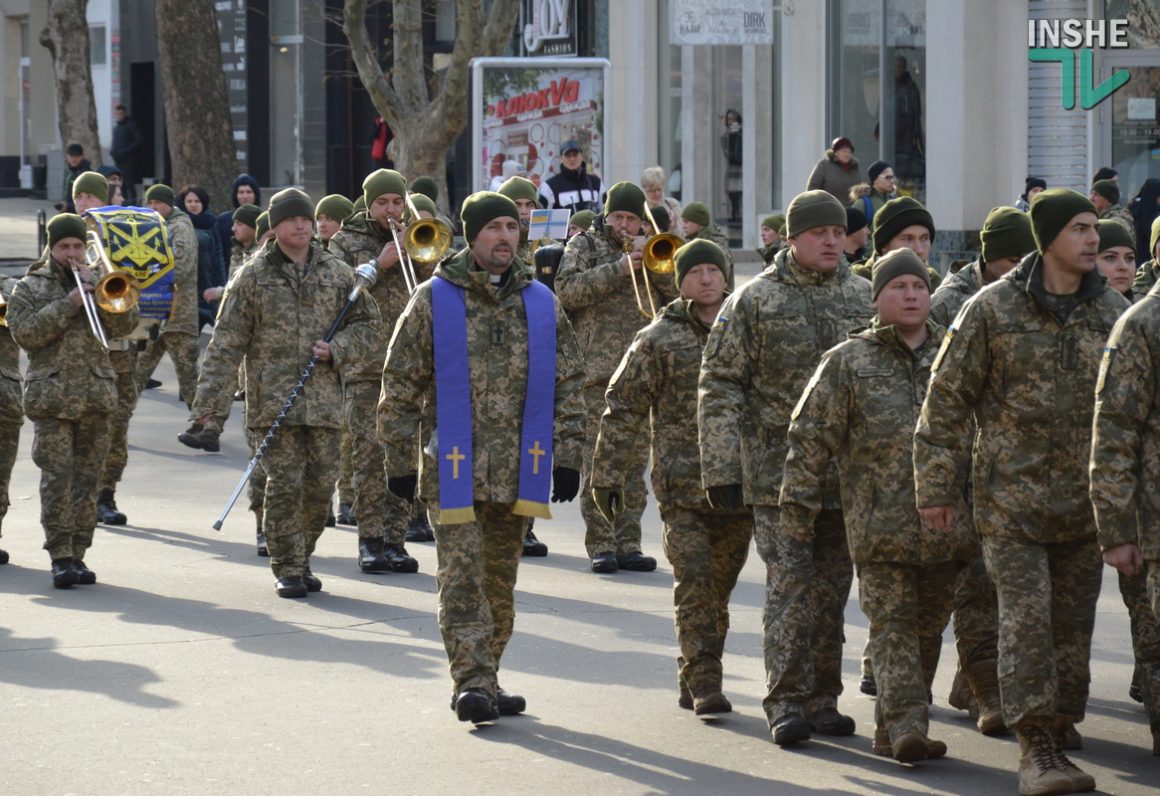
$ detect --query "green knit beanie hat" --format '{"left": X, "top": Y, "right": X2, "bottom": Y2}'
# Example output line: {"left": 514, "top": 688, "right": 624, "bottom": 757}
{"left": 72, "top": 171, "right": 108, "bottom": 203}
{"left": 1030, "top": 188, "right": 1096, "bottom": 253}
{"left": 352, "top": 195, "right": 367, "bottom": 214}
{"left": 145, "top": 183, "right": 175, "bottom": 208}
{"left": 681, "top": 201, "right": 711, "bottom": 227}
{"left": 268, "top": 188, "right": 314, "bottom": 228}
{"left": 871, "top": 247, "right": 930, "bottom": 300}
{"left": 1091, "top": 179, "right": 1120, "bottom": 205}
{"left": 362, "top": 169, "right": 407, "bottom": 207}
{"left": 760, "top": 214, "right": 782, "bottom": 232}
{"left": 315, "top": 193, "right": 354, "bottom": 222}
{"left": 233, "top": 203, "right": 261, "bottom": 229}
{"left": 1098, "top": 219, "right": 1136, "bottom": 253}
{"left": 980, "top": 206, "right": 1035, "bottom": 263}
{"left": 406, "top": 193, "right": 438, "bottom": 221}
{"left": 872, "top": 196, "right": 934, "bottom": 253}
{"left": 47, "top": 213, "right": 88, "bottom": 247}
{"left": 410, "top": 176, "right": 438, "bottom": 202}
{"left": 569, "top": 209, "right": 595, "bottom": 231}
{"left": 498, "top": 176, "right": 539, "bottom": 206}
{"left": 605, "top": 181, "right": 646, "bottom": 219}
{"left": 674, "top": 239, "right": 730, "bottom": 288}
{"left": 255, "top": 211, "right": 270, "bottom": 239}
{"left": 786, "top": 190, "right": 847, "bottom": 237}
{"left": 461, "top": 191, "right": 519, "bottom": 242}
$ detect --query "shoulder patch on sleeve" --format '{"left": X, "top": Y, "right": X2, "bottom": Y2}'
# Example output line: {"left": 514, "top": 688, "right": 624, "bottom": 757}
{"left": 931, "top": 327, "right": 954, "bottom": 373}
{"left": 791, "top": 368, "right": 823, "bottom": 421}
{"left": 1096, "top": 345, "right": 1117, "bottom": 395}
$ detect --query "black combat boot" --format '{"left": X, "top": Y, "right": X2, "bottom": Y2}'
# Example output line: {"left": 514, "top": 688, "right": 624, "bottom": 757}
{"left": 522, "top": 525, "right": 548, "bottom": 556}
{"left": 337, "top": 502, "right": 357, "bottom": 526}
{"left": 358, "top": 538, "right": 392, "bottom": 573}
{"left": 275, "top": 576, "right": 308, "bottom": 598}
{"left": 255, "top": 510, "right": 268, "bottom": 557}
{"left": 96, "top": 489, "right": 127, "bottom": 525}
{"left": 383, "top": 542, "right": 419, "bottom": 573}
{"left": 72, "top": 559, "right": 97, "bottom": 585}
{"left": 52, "top": 558, "right": 79, "bottom": 589}
{"left": 406, "top": 512, "right": 434, "bottom": 542}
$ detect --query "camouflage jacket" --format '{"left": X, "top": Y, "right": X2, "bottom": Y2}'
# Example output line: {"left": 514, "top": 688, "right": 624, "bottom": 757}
{"left": 164, "top": 208, "right": 200, "bottom": 336}
{"left": 556, "top": 220, "right": 679, "bottom": 389}
{"left": 699, "top": 246, "right": 873, "bottom": 506}
{"left": 758, "top": 242, "right": 780, "bottom": 266}
{"left": 228, "top": 240, "right": 258, "bottom": 282}
{"left": 192, "top": 240, "right": 380, "bottom": 431}
{"left": 1101, "top": 203, "right": 1135, "bottom": 233}
{"left": 593, "top": 298, "right": 739, "bottom": 512}
{"left": 1132, "top": 259, "right": 1159, "bottom": 303}
{"left": 378, "top": 247, "right": 586, "bottom": 505}
{"left": 1091, "top": 280, "right": 1160, "bottom": 557}
{"left": 687, "top": 223, "right": 736, "bottom": 290}
{"left": 915, "top": 253, "right": 1130, "bottom": 544}
{"left": 329, "top": 210, "right": 435, "bottom": 382}
{"left": 8, "top": 253, "right": 139, "bottom": 420}
{"left": 0, "top": 276, "right": 24, "bottom": 425}
{"left": 780, "top": 318, "right": 973, "bottom": 565}
{"left": 929, "top": 259, "right": 986, "bottom": 327}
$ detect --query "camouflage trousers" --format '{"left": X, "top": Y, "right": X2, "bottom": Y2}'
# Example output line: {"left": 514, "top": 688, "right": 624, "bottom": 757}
{"left": 32, "top": 415, "right": 111, "bottom": 560}
{"left": 254, "top": 424, "right": 339, "bottom": 579}
{"left": 1119, "top": 568, "right": 1160, "bottom": 728}
{"left": 434, "top": 501, "right": 529, "bottom": 694}
{"left": 981, "top": 535, "right": 1102, "bottom": 727}
{"left": 0, "top": 419, "right": 20, "bottom": 533}
{"left": 952, "top": 553, "right": 1000, "bottom": 664}
{"left": 581, "top": 383, "right": 647, "bottom": 558}
{"left": 660, "top": 506, "right": 753, "bottom": 697}
{"left": 1151, "top": 561, "right": 1160, "bottom": 626}
{"left": 338, "top": 416, "right": 354, "bottom": 506}
{"left": 244, "top": 430, "right": 267, "bottom": 520}
{"left": 134, "top": 331, "right": 200, "bottom": 406}
{"left": 860, "top": 561, "right": 959, "bottom": 741}
{"left": 344, "top": 380, "right": 409, "bottom": 544}
{"left": 99, "top": 347, "right": 140, "bottom": 492}
{"left": 753, "top": 505, "right": 853, "bottom": 723}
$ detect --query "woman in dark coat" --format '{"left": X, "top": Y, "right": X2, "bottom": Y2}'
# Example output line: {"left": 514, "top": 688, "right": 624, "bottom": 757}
{"left": 177, "top": 185, "right": 227, "bottom": 330}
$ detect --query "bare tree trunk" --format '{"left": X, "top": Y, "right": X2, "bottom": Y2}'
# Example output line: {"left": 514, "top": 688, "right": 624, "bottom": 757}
{"left": 39, "top": 0, "right": 102, "bottom": 167}
{"left": 155, "top": 0, "right": 236, "bottom": 208}
{"left": 343, "top": 0, "right": 520, "bottom": 211}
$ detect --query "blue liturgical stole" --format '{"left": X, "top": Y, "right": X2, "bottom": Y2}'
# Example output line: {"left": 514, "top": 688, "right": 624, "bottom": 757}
{"left": 431, "top": 276, "right": 556, "bottom": 525}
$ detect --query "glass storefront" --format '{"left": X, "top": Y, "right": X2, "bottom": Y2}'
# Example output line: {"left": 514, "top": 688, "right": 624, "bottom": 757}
{"left": 829, "top": 0, "right": 926, "bottom": 201}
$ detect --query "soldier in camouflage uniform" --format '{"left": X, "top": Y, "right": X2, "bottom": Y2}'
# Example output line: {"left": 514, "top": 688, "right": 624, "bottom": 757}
{"left": 699, "top": 189, "right": 873, "bottom": 746}
{"left": 378, "top": 192, "right": 585, "bottom": 723}
{"left": 680, "top": 202, "right": 735, "bottom": 289}
{"left": 557, "top": 180, "right": 677, "bottom": 574}
{"left": 315, "top": 194, "right": 354, "bottom": 251}
{"left": 915, "top": 189, "right": 1127, "bottom": 795}
{"left": 1090, "top": 279, "right": 1160, "bottom": 757}
{"left": 851, "top": 196, "right": 941, "bottom": 291}
{"left": 0, "top": 275, "right": 23, "bottom": 565}
{"left": 925, "top": 206, "right": 1035, "bottom": 734}
{"left": 591, "top": 239, "right": 751, "bottom": 717}
{"left": 782, "top": 249, "right": 973, "bottom": 763}
{"left": 182, "top": 189, "right": 379, "bottom": 598}
{"left": 329, "top": 169, "right": 424, "bottom": 574}
{"left": 1091, "top": 179, "right": 1134, "bottom": 233}
{"left": 8, "top": 214, "right": 139, "bottom": 587}
{"left": 137, "top": 184, "right": 201, "bottom": 406}
{"left": 758, "top": 214, "right": 784, "bottom": 266}
{"left": 1131, "top": 216, "right": 1160, "bottom": 302}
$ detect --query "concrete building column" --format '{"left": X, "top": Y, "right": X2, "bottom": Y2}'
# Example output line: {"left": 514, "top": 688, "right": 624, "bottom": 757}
{"left": 777, "top": 2, "right": 827, "bottom": 208}
{"left": 607, "top": 0, "right": 659, "bottom": 185}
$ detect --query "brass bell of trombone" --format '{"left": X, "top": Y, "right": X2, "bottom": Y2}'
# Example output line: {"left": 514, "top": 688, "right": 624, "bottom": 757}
{"left": 403, "top": 216, "right": 452, "bottom": 264}
{"left": 627, "top": 204, "right": 683, "bottom": 319}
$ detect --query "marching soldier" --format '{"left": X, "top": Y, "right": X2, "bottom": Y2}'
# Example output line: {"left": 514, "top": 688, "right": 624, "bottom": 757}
{"left": 379, "top": 191, "right": 585, "bottom": 722}
{"left": 930, "top": 207, "right": 1034, "bottom": 326}
{"left": 781, "top": 249, "right": 973, "bottom": 763}
{"left": 7, "top": 214, "right": 139, "bottom": 587}
{"left": 181, "top": 189, "right": 379, "bottom": 598}
{"left": 699, "top": 189, "right": 872, "bottom": 746}
{"left": 592, "top": 239, "right": 752, "bottom": 716}
{"left": 0, "top": 276, "right": 22, "bottom": 565}
{"left": 557, "top": 180, "right": 676, "bottom": 574}
{"left": 679, "top": 202, "right": 734, "bottom": 288}
{"left": 315, "top": 194, "right": 354, "bottom": 250}
{"left": 137, "top": 183, "right": 200, "bottom": 407}
{"left": 329, "top": 169, "right": 422, "bottom": 574}
{"left": 915, "top": 189, "right": 1127, "bottom": 795}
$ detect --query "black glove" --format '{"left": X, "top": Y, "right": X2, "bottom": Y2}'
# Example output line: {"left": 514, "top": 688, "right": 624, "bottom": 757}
{"left": 387, "top": 474, "right": 417, "bottom": 502}
{"left": 706, "top": 483, "right": 744, "bottom": 512}
{"left": 551, "top": 467, "right": 581, "bottom": 503}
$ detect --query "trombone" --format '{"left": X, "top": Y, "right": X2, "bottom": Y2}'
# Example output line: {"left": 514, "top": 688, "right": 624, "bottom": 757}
{"left": 71, "top": 230, "right": 140, "bottom": 348}
{"left": 0, "top": 291, "right": 7, "bottom": 328}
{"left": 386, "top": 193, "right": 452, "bottom": 295}
{"left": 626, "top": 204, "right": 682, "bottom": 319}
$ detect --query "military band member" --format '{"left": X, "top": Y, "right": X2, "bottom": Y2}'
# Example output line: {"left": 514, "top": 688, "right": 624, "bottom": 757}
{"left": 316, "top": 194, "right": 354, "bottom": 250}
{"left": 679, "top": 202, "right": 734, "bottom": 289}
{"left": 329, "top": 169, "right": 423, "bottom": 574}
{"left": 915, "top": 189, "right": 1127, "bottom": 795}
{"left": 8, "top": 214, "right": 139, "bottom": 587}
{"left": 557, "top": 180, "right": 676, "bottom": 574}
{"left": 592, "top": 239, "right": 752, "bottom": 716}
{"left": 781, "top": 249, "right": 972, "bottom": 763}
{"left": 379, "top": 192, "right": 585, "bottom": 722}
{"left": 182, "top": 189, "right": 379, "bottom": 598}
{"left": 699, "top": 189, "right": 872, "bottom": 746}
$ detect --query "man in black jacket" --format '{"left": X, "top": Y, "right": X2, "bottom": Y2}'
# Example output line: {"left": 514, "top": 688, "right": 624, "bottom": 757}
{"left": 111, "top": 105, "right": 144, "bottom": 205}
{"left": 539, "top": 139, "right": 603, "bottom": 214}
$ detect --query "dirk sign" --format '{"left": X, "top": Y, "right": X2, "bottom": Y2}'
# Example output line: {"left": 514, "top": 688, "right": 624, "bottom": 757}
{"left": 1028, "top": 18, "right": 1130, "bottom": 110}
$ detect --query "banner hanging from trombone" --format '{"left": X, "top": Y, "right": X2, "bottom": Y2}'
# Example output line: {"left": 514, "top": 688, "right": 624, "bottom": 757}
{"left": 83, "top": 206, "right": 175, "bottom": 322}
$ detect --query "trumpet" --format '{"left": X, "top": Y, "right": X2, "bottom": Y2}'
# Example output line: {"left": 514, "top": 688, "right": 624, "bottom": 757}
{"left": 626, "top": 204, "right": 682, "bottom": 319}
{"left": 386, "top": 193, "right": 452, "bottom": 295}
{"left": 72, "top": 230, "right": 140, "bottom": 348}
